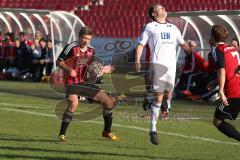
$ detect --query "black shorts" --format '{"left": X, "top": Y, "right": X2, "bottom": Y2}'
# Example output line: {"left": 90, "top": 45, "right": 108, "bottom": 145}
{"left": 214, "top": 98, "right": 240, "bottom": 120}
{"left": 65, "top": 84, "right": 101, "bottom": 98}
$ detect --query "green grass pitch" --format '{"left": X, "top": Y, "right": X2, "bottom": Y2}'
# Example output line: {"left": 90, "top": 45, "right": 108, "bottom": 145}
{"left": 0, "top": 80, "right": 239, "bottom": 160}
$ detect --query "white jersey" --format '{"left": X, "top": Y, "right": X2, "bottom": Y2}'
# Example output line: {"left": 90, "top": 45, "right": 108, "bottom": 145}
{"left": 138, "top": 21, "right": 185, "bottom": 69}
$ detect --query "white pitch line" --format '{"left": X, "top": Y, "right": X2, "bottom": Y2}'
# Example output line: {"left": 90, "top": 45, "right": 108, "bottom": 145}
{"left": 0, "top": 102, "right": 40, "bottom": 109}
{"left": 0, "top": 108, "right": 55, "bottom": 117}
{"left": 0, "top": 107, "right": 240, "bottom": 146}
{"left": 86, "top": 120, "right": 240, "bottom": 146}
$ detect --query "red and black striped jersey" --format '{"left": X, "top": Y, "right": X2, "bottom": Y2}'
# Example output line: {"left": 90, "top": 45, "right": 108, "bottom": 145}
{"left": 58, "top": 41, "right": 95, "bottom": 85}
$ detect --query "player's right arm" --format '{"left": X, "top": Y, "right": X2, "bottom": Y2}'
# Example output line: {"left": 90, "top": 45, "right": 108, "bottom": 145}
{"left": 135, "top": 44, "right": 144, "bottom": 72}
{"left": 57, "top": 44, "right": 77, "bottom": 77}
{"left": 57, "top": 60, "right": 76, "bottom": 77}
{"left": 135, "top": 24, "right": 150, "bottom": 72}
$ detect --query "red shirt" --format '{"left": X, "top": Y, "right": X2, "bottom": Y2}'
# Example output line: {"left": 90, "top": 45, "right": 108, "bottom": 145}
{"left": 58, "top": 41, "right": 95, "bottom": 85}
{"left": 215, "top": 43, "right": 240, "bottom": 98}
{"left": 182, "top": 51, "right": 208, "bottom": 74}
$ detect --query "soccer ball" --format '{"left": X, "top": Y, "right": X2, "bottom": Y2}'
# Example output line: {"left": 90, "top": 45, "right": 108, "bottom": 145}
{"left": 87, "top": 61, "right": 103, "bottom": 77}
{"left": 84, "top": 57, "right": 103, "bottom": 83}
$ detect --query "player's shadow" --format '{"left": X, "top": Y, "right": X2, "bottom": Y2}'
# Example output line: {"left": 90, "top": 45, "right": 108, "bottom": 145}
{"left": 0, "top": 145, "right": 206, "bottom": 160}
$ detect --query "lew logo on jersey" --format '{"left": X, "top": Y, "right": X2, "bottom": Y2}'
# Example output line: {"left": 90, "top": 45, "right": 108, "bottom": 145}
{"left": 161, "top": 32, "right": 170, "bottom": 39}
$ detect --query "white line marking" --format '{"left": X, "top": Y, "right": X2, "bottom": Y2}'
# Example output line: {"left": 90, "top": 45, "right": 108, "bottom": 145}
{"left": 0, "top": 108, "right": 55, "bottom": 117}
{"left": 0, "top": 102, "right": 40, "bottom": 109}
{"left": 0, "top": 107, "right": 240, "bottom": 146}
{"left": 86, "top": 120, "right": 240, "bottom": 146}
{"left": 0, "top": 103, "right": 239, "bottom": 120}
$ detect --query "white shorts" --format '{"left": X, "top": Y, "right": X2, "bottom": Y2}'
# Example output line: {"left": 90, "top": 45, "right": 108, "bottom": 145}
{"left": 149, "top": 63, "right": 176, "bottom": 93}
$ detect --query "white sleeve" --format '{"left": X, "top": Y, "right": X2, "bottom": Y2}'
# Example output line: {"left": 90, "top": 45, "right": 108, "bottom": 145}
{"left": 175, "top": 26, "right": 185, "bottom": 45}
{"left": 137, "top": 25, "right": 150, "bottom": 46}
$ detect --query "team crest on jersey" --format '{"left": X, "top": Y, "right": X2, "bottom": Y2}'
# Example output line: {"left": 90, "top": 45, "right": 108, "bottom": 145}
{"left": 76, "top": 57, "right": 91, "bottom": 66}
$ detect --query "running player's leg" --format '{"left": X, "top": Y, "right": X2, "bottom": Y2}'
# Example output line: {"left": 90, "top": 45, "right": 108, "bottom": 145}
{"left": 59, "top": 94, "right": 79, "bottom": 142}
{"left": 148, "top": 64, "right": 170, "bottom": 145}
{"left": 160, "top": 68, "right": 176, "bottom": 119}
{"left": 94, "top": 90, "right": 118, "bottom": 140}
{"left": 149, "top": 92, "right": 163, "bottom": 145}
{"left": 160, "top": 91, "right": 171, "bottom": 119}
{"left": 143, "top": 71, "right": 151, "bottom": 111}
{"left": 213, "top": 99, "right": 240, "bottom": 141}
{"left": 166, "top": 91, "right": 172, "bottom": 113}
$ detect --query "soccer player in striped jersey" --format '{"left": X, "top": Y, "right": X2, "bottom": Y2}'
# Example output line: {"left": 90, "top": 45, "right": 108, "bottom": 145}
{"left": 57, "top": 26, "right": 118, "bottom": 142}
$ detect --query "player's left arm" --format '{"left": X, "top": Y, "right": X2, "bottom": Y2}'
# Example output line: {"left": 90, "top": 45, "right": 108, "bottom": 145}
{"left": 175, "top": 26, "right": 196, "bottom": 55}
{"left": 216, "top": 49, "right": 228, "bottom": 105}
{"left": 102, "top": 65, "right": 115, "bottom": 74}
{"left": 91, "top": 48, "right": 115, "bottom": 75}
{"left": 180, "top": 40, "right": 196, "bottom": 55}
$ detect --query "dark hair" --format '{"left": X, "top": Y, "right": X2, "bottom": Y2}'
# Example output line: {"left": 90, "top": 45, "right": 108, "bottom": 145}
{"left": 39, "top": 37, "right": 47, "bottom": 42}
{"left": 78, "top": 26, "right": 93, "bottom": 37}
{"left": 232, "top": 37, "right": 239, "bottom": 45}
{"left": 19, "top": 31, "right": 25, "bottom": 35}
{"left": 211, "top": 25, "right": 228, "bottom": 42}
{"left": 148, "top": 3, "right": 163, "bottom": 21}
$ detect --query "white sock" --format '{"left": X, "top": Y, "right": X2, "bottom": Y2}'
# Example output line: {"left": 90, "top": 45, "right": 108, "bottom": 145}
{"left": 150, "top": 101, "right": 161, "bottom": 132}
{"left": 167, "top": 100, "right": 171, "bottom": 113}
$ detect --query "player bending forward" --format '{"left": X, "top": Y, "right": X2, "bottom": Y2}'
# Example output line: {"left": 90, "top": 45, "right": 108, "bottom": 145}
{"left": 57, "top": 26, "right": 118, "bottom": 142}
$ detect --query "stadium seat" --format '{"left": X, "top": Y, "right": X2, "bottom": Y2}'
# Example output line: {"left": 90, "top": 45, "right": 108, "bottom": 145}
{"left": 1, "top": 0, "right": 240, "bottom": 38}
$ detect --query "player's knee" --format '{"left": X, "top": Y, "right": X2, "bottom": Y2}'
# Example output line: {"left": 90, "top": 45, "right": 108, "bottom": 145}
{"left": 213, "top": 117, "right": 222, "bottom": 127}
{"left": 153, "top": 93, "right": 163, "bottom": 103}
{"left": 104, "top": 101, "right": 114, "bottom": 110}
{"left": 67, "top": 95, "right": 79, "bottom": 112}
{"left": 110, "top": 96, "right": 117, "bottom": 106}
{"left": 103, "top": 97, "right": 116, "bottom": 110}
{"left": 154, "top": 98, "right": 162, "bottom": 104}
{"left": 166, "top": 92, "right": 172, "bottom": 100}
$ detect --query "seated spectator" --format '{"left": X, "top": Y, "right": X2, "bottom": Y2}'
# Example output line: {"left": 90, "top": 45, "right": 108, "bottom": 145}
{"left": 15, "top": 36, "right": 32, "bottom": 72}
{"left": 178, "top": 39, "right": 219, "bottom": 101}
{"left": 19, "top": 31, "right": 32, "bottom": 47}
{"left": 177, "top": 41, "right": 208, "bottom": 97}
{"left": 231, "top": 37, "right": 239, "bottom": 50}
{"left": 31, "top": 38, "right": 48, "bottom": 81}
{"left": 3, "top": 32, "right": 15, "bottom": 46}
{"left": 34, "top": 31, "right": 42, "bottom": 42}
{"left": 199, "top": 49, "right": 218, "bottom": 101}
{"left": 31, "top": 39, "right": 43, "bottom": 81}
{"left": 31, "top": 38, "right": 54, "bottom": 81}
{"left": 45, "top": 39, "right": 53, "bottom": 76}
{"left": 1, "top": 32, "right": 16, "bottom": 70}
